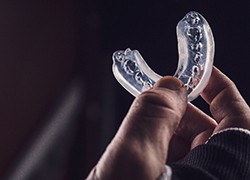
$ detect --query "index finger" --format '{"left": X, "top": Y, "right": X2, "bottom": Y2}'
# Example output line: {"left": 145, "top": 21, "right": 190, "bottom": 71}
{"left": 201, "top": 67, "right": 250, "bottom": 130}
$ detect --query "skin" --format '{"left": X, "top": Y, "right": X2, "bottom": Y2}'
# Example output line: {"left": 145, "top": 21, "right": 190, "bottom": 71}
{"left": 86, "top": 67, "right": 250, "bottom": 180}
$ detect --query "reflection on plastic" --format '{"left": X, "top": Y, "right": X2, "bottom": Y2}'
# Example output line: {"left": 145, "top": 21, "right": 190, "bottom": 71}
{"left": 112, "top": 11, "right": 215, "bottom": 102}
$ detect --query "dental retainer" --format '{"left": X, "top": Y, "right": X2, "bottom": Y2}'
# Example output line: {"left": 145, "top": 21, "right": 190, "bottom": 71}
{"left": 112, "top": 11, "right": 215, "bottom": 102}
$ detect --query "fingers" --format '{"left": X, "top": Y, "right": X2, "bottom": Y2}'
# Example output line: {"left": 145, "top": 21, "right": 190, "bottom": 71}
{"left": 201, "top": 67, "right": 250, "bottom": 131}
{"left": 177, "top": 103, "right": 217, "bottom": 144}
{"left": 168, "top": 67, "right": 250, "bottom": 163}
{"left": 167, "top": 103, "right": 217, "bottom": 163}
{"left": 183, "top": 105, "right": 216, "bottom": 148}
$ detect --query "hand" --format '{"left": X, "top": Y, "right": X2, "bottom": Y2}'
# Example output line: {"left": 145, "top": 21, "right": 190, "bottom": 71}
{"left": 167, "top": 67, "right": 250, "bottom": 163}
{"left": 86, "top": 67, "right": 250, "bottom": 180}
{"left": 87, "top": 76, "right": 188, "bottom": 180}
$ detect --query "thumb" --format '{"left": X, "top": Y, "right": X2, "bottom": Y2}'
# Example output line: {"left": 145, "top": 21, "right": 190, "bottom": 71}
{"left": 124, "top": 76, "right": 187, "bottom": 140}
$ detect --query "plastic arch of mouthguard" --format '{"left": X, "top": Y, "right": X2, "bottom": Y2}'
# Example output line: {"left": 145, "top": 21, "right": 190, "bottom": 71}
{"left": 112, "top": 11, "right": 215, "bottom": 102}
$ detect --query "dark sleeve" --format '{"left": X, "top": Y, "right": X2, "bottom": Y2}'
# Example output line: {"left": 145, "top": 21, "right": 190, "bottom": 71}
{"left": 169, "top": 128, "right": 250, "bottom": 180}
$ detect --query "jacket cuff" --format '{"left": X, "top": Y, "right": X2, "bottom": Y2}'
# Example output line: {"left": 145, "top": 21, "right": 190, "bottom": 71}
{"left": 169, "top": 128, "right": 250, "bottom": 180}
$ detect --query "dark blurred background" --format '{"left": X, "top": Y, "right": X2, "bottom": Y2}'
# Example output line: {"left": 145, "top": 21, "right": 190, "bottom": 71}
{"left": 0, "top": 0, "right": 249, "bottom": 179}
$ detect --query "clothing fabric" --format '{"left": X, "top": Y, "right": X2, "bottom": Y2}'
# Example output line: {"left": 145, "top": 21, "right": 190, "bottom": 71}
{"left": 159, "top": 128, "right": 250, "bottom": 180}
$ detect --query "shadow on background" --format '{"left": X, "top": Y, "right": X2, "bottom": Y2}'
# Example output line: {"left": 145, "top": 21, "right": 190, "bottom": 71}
{"left": 0, "top": 0, "right": 249, "bottom": 179}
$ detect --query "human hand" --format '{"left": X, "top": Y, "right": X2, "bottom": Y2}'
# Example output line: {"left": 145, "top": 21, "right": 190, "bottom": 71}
{"left": 87, "top": 76, "right": 188, "bottom": 180}
{"left": 167, "top": 67, "right": 250, "bottom": 163}
{"left": 86, "top": 67, "right": 250, "bottom": 180}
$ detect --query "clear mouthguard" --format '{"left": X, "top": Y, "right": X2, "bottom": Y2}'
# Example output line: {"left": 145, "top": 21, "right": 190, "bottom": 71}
{"left": 112, "top": 11, "right": 215, "bottom": 102}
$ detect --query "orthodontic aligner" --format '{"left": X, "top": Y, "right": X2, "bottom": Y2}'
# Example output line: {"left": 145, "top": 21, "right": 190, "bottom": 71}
{"left": 112, "top": 11, "right": 215, "bottom": 102}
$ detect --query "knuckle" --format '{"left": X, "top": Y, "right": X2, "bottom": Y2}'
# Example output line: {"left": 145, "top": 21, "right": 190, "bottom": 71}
{"left": 139, "top": 90, "right": 173, "bottom": 108}
{"left": 135, "top": 89, "right": 185, "bottom": 120}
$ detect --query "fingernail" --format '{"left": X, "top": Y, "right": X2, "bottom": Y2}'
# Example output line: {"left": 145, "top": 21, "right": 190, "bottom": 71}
{"left": 154, "top": 76, "right": 184, "bottom": 90}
